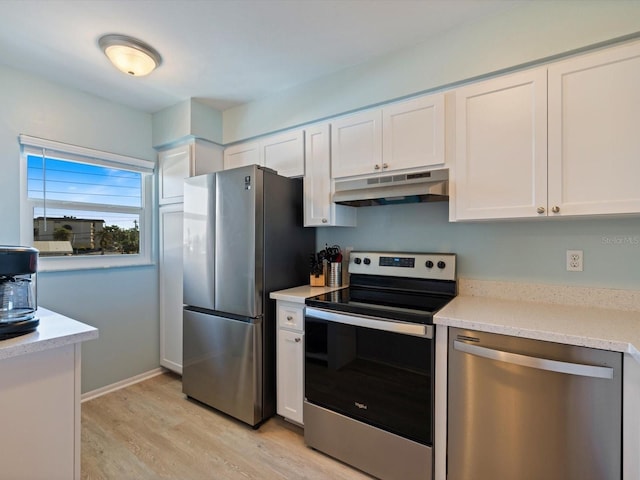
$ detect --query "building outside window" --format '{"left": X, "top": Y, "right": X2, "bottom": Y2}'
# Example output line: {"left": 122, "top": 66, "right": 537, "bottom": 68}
{"left": 20, "top": 135, "right": 154, "bottom": 270}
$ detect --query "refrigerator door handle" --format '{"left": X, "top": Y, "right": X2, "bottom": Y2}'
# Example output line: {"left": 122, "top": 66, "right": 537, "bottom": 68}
{"left": 453, "top": 340, "right": 614, "bottom": 379}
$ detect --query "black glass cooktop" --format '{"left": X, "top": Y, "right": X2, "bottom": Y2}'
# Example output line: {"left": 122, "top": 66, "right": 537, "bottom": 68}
{"left": 305, "top": 284, "right": 455, "bottom": 325}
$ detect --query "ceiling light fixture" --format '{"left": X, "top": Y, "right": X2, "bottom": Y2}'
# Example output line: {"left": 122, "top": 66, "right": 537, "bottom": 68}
{"left": 98, "top": 34, "right": 162, "bottom": 77}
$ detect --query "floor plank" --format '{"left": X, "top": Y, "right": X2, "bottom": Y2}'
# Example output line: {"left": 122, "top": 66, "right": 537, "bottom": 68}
{"left": 81, "top": 372, "right": 374, "bottom": 479}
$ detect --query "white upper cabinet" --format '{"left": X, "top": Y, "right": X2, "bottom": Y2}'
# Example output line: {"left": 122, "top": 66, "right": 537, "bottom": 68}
{"left": 262, "top": 130, "right": 304, "bottom": 177}
{"left": 159, "top": 145, "right": 190, "bottom": 205}
{"left": 223, "top": 140, "right": 262, "bottom": 170}
{"left": 548, "top": 41, "right": 640, "bottom": 217}
{"left": 453, "top": 40, "right": 640, "bottom": 221}
{"left": 158, "top": 140, "right": 223, "bottom": 205}
{"left": 331, "top": 109, "right": 383, "bottom": 178}
{"left": 223, "top": 129, "right": 304, "bottom": 178}
{"left": 453, "top": 68, "right": 548, "bottom": 220}
{"left": 303, "top": 124, "right": 356, "bottom": 227}
{"left": 382, "top": 94, "right": 445, "bottom": 172}
{"left": 331, "top": 93, "right": 445, "bottom": 180}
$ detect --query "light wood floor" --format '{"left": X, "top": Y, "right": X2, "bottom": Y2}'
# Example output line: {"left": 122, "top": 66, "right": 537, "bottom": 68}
{"left": 81, "top": 372, "right": 374, "bottom": 479}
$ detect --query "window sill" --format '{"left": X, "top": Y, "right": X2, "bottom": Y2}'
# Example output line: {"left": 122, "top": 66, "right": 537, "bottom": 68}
{"left": 37, "top": 255, "right": 155, "bottom": 273}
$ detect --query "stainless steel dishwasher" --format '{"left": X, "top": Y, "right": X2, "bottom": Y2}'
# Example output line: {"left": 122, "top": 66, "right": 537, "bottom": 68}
{"left": 447, "top": 328, "right": 622, "bottom": 480}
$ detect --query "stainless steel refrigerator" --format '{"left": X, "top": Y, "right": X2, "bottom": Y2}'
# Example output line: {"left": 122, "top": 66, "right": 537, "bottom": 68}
{"left": 182, "top": 165, "right": 314, "bottom": 427}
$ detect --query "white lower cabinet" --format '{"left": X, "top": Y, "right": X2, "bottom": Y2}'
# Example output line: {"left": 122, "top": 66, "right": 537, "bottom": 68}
{"left": 276, "top": 301, "right": 305, "bottom": 424}
{"left": 0, "top": 344, "right": 80, "bottom": 479}
{"left": 159, "top": 204, "right": 184, "bottom": 374}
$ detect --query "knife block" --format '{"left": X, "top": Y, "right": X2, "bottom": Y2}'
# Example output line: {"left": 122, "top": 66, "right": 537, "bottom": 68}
{"left": 310, "top": 274, "right": 325, "bottom": 287}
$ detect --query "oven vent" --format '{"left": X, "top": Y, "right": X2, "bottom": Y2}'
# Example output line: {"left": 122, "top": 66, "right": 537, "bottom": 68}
{"left": 334, "top": 169, "right": 448, "bottom": 207}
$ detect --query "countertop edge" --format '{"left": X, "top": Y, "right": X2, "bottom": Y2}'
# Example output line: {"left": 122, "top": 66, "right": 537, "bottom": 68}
{"left": 270, "top": 285, "right": 348, "bottom": 303}
{"left": 0, "top": 308, "right": 99, "bottom": 361}
{"left": 435, "top": 295, "right": 640, "bottom": 360}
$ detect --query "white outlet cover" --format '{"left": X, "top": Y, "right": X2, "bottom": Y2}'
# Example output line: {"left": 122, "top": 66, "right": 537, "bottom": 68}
{"left": 566, "top": 250, "right": 583, "bottom": 272}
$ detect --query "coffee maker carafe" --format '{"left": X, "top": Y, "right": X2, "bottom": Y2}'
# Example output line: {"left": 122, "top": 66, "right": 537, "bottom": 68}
{"left": 0, "top": 246, "right": 39, "bottom": 339}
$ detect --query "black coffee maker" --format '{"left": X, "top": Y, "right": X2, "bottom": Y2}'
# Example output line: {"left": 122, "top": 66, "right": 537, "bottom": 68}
{"left": 0, "top": 246, "right": 39, "bottom": 339}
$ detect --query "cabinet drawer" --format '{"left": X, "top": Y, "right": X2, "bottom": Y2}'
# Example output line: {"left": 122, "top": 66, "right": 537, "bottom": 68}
{"left": 277, "top": 304, "right": 304, "bottom": 331}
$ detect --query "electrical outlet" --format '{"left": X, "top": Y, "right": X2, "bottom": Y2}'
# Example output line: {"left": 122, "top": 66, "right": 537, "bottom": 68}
{"left": 566, "top": 250, "right": 583, "bottom": 272}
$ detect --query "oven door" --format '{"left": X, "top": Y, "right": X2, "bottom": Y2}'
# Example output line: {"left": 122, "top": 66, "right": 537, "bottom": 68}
{"left": 304, "top": 307, "right": 434, "bottom": 446}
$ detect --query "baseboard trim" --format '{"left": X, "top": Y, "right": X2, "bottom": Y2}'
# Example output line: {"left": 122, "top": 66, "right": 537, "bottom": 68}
{"left": 81, "top": 367, "right": 168, "bottom": 403}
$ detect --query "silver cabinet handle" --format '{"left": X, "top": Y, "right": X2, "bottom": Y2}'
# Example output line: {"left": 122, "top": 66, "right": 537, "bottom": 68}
{"left": 552, "top": 206, "right": 560, "bottom": 213}
{"left": 321, "top": 218, "right": 328, "bottom": 223}
{"left": 286, "top": 315, "right": 293, "bottom": 321}
{"left": 453, "top": 340, "right": 614, "bottom": 379}
{"left": 374, "top": 164, "right": 381, "bottom": 170}
{"left": 537, "top": 206, "right": 545, "bottom": 214}
{"left": 295, "top": 337, "right": 301, "bottom": 343}
{"left": 382, "top": 163, "right": 388, "bottom": 169}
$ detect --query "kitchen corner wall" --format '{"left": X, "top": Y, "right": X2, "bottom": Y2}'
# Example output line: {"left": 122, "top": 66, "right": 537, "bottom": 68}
{"left": 0, "top": 65, "right": 160, "bottom": 393}
{"left": 223, "top": 2, "right": 640, "bottom": 291}
{"left": 152, "top": 98, "right": 223, "bottom": 148}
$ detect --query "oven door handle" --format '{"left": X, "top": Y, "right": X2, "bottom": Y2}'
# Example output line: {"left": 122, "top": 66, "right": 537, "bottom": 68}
{"left": 305, "top": 307, "right": 433, "bottom": 338}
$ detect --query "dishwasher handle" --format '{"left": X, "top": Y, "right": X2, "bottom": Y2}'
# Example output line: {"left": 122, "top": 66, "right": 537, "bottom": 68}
{"left": 453, "top": 340, "right": 614, "bottom": 379}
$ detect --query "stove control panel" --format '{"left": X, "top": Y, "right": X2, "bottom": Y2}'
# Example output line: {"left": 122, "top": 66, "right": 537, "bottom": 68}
{"left": 349, "top": 251, "right": 456, "bottom": 281}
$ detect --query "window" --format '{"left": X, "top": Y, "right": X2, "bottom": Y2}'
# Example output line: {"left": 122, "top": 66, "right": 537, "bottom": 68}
{"left": 20, "top": 135, "right": 154, "bottom": 271}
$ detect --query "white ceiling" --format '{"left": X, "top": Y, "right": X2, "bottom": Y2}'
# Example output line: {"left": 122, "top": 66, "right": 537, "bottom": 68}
{"left": 0, "top": 0, "right": 526, "bottom": 113}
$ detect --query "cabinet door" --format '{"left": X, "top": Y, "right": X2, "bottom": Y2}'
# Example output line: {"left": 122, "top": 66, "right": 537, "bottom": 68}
{"left": 303, "top": 124, "right": 357, "bottom": 227}
{"left": 548, "top": 41, "right": 640, "bottom": 216}
{"left": 0, "top": 345, "right": 77, "bottom": 479}
{"left": 262, "top": 130, "right": 304, "bottom": 178}
{"left": 159, "top": 204, "right": 184, "bottom": 374}
{"left": 159, "top": 144, "right": 191, "bottom": 205}
{"left": 277, "top": 328, "right": 304, "bottom": 424}
{"left": 192, "top": 139, "right": 224, "bottom": 176}
{"left": 454, "top": 68, "right": 547, "bottom": 220}
{"left": 331, "top": 109, "right": 382, "bottom": 179}
{"left": 223, "top": 141, "right": 262, "bottom": 170}
{"left": 383, "top": 94, "right": 445, "bottom": 171}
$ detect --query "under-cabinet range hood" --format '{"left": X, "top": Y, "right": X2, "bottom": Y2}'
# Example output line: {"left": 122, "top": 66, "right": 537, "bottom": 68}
{"left": 333, "top": 168, "right": 448, "bottom": 207}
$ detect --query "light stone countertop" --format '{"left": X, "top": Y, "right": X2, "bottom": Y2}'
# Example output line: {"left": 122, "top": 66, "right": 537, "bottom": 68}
{"left": 270, "top": 284, "right": 348, "bottom": 304}
{"left": 0, "top": 307, "right": 99, "bottom": 361}
{"left": 435, "top": 295, "right": 640, "bottom": 362}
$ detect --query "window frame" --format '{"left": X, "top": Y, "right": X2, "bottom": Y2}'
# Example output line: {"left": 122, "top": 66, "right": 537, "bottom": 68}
{"left": 19, "top": 135, "right": 155, "bottom": 272}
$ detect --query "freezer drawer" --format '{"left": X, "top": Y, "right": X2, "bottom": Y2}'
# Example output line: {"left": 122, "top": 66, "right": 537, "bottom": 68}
{"left": 182, "top": 308, "right": 263, "bottom": 426}
{"left": 447, "top": 328, "right": 622, "bottom": 480}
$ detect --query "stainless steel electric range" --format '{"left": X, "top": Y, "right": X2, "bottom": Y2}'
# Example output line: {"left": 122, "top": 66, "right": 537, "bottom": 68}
{"left": 303, "top": 251, "right": 457, "bottom": 480}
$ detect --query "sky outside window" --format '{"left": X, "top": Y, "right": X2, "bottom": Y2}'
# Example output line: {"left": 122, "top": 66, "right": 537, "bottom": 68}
{"left": 27, "top": 155, "right": 142, "bottom": 230}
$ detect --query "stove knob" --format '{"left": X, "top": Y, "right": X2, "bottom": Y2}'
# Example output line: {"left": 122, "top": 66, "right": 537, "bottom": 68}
{"left": 354, "top": 257, "right": 362, "bottom": 265}
{"left": 363, "top": 258, "right": 371, "bottom": 265}
{"left": 425, "top": 260, "right": 434, "bottom": 269}
{"left": 437, "top": 261, "right": 446, "bottom": 269}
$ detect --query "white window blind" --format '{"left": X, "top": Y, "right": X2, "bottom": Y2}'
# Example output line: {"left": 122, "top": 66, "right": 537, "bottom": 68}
{"left": 19, "top": 135, "right": 155, "bottom": 270}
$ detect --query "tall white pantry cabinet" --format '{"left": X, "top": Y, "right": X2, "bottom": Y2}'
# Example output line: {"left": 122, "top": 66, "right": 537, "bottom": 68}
{"left": 158, "top": 140, "right": 223, "bottom": 374}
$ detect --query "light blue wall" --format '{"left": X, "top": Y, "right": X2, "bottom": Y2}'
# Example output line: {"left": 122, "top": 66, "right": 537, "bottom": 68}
{"left": 223, "top": 2, "right": 640, "bottom": 291}
{"left": 0, "top": 65, "right": 159, "bottom": 393}
{"left": 152, "top": 98, "right": 223, "bottom": 148}
{"left": 317, "top": 203, "right": 640, "bottom": 290}
{"left": 223, "top": 2, "right": 640, "bottom": 142}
